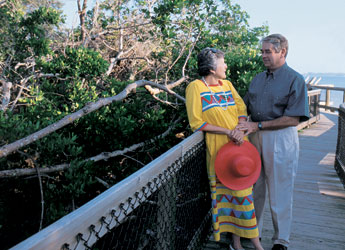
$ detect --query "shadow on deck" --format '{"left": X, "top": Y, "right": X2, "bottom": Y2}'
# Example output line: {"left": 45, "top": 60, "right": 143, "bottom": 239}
{"left": 204, "top": 111, "right": 345, "bottom": 250}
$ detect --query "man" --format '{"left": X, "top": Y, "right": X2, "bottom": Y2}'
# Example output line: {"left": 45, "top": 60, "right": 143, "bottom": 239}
{"left": 237, "top": 34, "right": 309, "bottom": 250}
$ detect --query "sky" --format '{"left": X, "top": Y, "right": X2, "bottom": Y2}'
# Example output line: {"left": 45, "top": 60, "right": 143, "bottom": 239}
{"left": 62, "top": 0, "right": 345, "bottom": 74}
{"left": 232, "top": 0, "right": 345, "bottom": 74}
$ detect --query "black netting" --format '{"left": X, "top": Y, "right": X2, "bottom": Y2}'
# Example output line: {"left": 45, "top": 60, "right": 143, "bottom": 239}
{"left": 335, "top": 105, "right": 345, "bottom": 188}
{"left": 62, "top": 139, "right": 212, "bottom": 250}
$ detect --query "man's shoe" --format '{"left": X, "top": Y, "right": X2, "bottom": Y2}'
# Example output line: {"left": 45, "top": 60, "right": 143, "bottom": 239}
{"left": 272, "top": 244, "right": 287, "bottom": 250}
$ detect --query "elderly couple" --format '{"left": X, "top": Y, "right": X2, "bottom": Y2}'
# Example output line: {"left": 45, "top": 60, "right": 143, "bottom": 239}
{"left": 185, "top": 34, "right": 309, "bottom": 250}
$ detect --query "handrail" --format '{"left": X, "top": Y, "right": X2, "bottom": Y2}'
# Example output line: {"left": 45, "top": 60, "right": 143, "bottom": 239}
{"left": 308, "top": 84, "right": 345, "bottom": 111}
{"left": 308, "top": 84, "right": 345, "bottom": 92}
{"left": 297, "top": 89, "right": 321, "bottom": 130}
{"left": 11, "top": 132, "right": 205, "bottom": 250}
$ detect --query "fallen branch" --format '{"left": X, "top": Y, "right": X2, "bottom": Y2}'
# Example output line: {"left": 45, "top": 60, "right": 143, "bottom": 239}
{"left": 0, "top": 117, "right": 181, "bottom": 178}
{"left": 0, "top": 80, "right": 185, "bottom": 158}
{"left": 0, "top": 163, "right": 68, "bottom": 178}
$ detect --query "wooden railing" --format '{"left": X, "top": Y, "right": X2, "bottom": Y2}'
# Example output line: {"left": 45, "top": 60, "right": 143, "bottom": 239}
{"left": 297, "top": 89, "right": 321, "bottom": 130}
{"left": 307, "top": 84, "right": 345, "bottom": 112}
{"left": 11, "top": 132, "right": 211, "bottom": 250}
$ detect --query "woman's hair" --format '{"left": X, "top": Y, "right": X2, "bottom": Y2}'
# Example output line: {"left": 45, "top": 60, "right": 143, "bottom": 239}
{"left": 197, "top": 48, "right": 225, "bottom": 76}
{"left": 262, "top": 34, "right": 289, "bottom": 58}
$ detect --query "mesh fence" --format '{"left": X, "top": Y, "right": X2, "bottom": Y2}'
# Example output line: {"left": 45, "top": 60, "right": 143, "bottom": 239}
{"left": 335, "top": 104, "right": 345, "bottom": 188}
{"left": 60, "top": 138, "right": 212, "bottom": 250}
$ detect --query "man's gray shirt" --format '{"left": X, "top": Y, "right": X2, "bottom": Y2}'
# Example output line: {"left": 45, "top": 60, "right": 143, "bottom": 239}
{"left": 244, "top": 63, "right": 309, "bottom": 122}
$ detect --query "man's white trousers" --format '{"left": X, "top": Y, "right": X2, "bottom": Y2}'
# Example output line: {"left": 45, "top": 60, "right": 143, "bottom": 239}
{"left": 249, "top": 126, "right": 299, "bottom": 247}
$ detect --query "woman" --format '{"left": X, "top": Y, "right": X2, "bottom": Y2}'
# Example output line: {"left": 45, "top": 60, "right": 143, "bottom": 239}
{"left": 185, "top": 48, "right": 263, "bottom": 250}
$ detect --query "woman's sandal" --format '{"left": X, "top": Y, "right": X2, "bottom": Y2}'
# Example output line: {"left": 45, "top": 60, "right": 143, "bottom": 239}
{"left": 229, "top": 243, "right": 245, "bottom": 250}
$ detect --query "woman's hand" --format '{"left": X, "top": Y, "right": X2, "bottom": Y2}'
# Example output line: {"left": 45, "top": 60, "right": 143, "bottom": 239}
{"left": 227, "top": 129, "right": 244, "bottom": 145}
{"left": 236, "top": 120, "right": 258, "bottom": 136}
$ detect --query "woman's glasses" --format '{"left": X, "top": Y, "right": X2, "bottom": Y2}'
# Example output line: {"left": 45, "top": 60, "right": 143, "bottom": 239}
{"left": 207, "top": 48, "right": 218, "bottom": 53}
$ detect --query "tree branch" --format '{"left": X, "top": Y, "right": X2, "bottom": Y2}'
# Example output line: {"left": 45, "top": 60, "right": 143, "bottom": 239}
{"left": 0, "top": 80, "right": 185, "bottom": 158}
{"left": 120, "top": 154, "right": 145, "bottom": 166}
{"left": 77, "top": 0, "right": 88, "bottom": 42}
{"left": 95, "top": 176, "right": 110, "bottom": 188}
{"left": 182, "top": 29, "right": 202, "bottom": 77}
{"left": 144, "top": 76, "right": 187, "bottom": 97}
{"left": 105, "top": 44, "right": 136, "bottom": 75}
{"left": 0, "top": 0, "right": 6, "bottom": 7}
{"left": 0, "top": 117, "right": 182, "bottom": 178}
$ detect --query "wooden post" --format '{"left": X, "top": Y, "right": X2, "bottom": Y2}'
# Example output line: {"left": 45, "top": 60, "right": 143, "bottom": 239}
{"left": 326, "top": 89, "right": 331, "bottom": 107}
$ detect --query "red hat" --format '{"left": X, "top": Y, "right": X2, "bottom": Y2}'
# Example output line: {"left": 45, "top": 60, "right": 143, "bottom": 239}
{"left": 215, "top": 141, "right": 261, "bottom": 190}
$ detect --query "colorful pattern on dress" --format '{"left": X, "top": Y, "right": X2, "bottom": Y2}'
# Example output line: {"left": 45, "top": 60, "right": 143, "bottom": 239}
{"left": 201, "top": 91, "right": 235, "bottom": 112}
{"left": 213, "top": 207, "right": 256, "bottom": 220}
{"left": 210, "top": 181, "right": 258, "bottom": 240}
{"left": 215, "top": 194, "right": 253, "bottom": 206}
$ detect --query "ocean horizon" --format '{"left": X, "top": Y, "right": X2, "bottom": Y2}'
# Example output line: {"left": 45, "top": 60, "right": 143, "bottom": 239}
{"left": 304, "top": 72, "right": 345, "bottom": 77}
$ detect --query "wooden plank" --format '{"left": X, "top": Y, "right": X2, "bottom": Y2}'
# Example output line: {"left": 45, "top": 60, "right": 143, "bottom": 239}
{"left": 297, "top": 115, "right": 319, "bottom": 130}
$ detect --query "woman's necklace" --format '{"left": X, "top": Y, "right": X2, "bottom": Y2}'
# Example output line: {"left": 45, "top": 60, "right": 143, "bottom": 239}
{"left": 201, "top": 77, "right": 228, "bottom": 111}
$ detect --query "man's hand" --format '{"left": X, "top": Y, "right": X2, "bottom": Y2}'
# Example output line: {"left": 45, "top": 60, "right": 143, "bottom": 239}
{"left": 237, "top": 116, "right": 300, "bottom": 135}
{"left": 236, "top": 120, "right": 259, "bottom": 136}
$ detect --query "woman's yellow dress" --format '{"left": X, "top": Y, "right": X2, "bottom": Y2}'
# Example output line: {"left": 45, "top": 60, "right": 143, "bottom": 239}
{"left": 185, "top": 79, "right": 259, "bottom": 241}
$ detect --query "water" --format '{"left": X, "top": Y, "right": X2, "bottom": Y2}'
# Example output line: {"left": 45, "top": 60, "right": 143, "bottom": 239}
{"left": 304, "top": 73, "right": 345, "bottom": 109}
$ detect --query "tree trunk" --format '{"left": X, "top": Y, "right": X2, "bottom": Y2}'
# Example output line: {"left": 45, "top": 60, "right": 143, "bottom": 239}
{"left": 77, "top": 0, "right": 88, "bottom": 42}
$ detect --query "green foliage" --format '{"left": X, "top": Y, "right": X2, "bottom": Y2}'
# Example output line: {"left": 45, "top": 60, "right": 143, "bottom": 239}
{"left": 17, "top": 6, "right": 62, "bottom": 59}
{"left": 38, "top": 47, "right": 110, "bottom": 78}
{"left": 226, "top": 46, "right": 266, "bottom": 97}
{"left": 0, "top": 2, "right": 63, "bottom": 84}
{"left": 0, "top": 1, "right": 24, "bottom": 61}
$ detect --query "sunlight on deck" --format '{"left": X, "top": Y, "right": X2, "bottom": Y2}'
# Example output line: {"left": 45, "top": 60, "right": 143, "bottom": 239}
{"left": 318, "top": 181, "right": 345, "bottom": 199}
{"left": 319, "top": 152, "right": 335, "bottom": 165}
{"left": 299, "top": 113, "right": 336, "bottom": 137}
{"left": 318, "top": 153, "right": 345, "bottom": 198}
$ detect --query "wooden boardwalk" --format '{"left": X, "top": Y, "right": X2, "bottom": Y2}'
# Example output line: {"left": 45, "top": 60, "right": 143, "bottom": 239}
{"left": 204, "top": 111, "right": 345, "bottom": 250}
